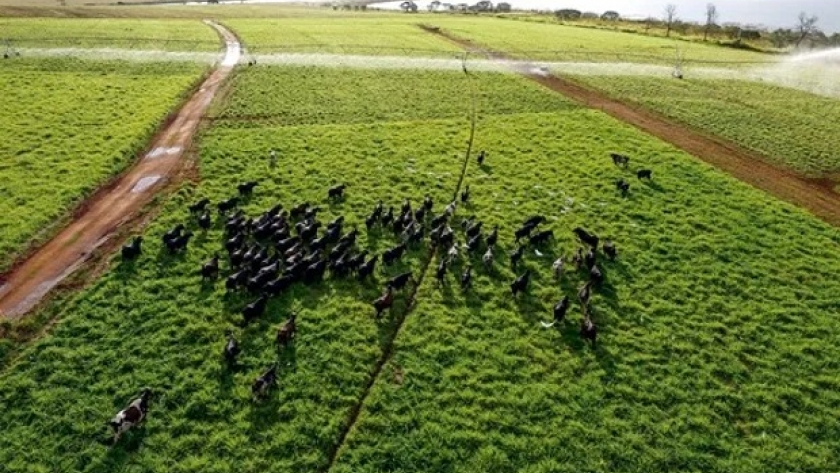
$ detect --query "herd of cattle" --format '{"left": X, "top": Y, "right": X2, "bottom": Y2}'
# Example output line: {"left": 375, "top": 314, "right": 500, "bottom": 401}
{"left": 109, "top": 151, "right": 631, "bottom": 444}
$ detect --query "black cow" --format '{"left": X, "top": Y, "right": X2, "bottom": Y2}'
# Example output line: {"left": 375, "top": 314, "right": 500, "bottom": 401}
{"left": 121, "top": 236, "right": 143, "bottom": 260}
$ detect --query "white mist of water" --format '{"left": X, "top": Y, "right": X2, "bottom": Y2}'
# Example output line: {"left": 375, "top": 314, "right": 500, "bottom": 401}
{"left": 747, "top": 48, "right": 840, "bottom": 99}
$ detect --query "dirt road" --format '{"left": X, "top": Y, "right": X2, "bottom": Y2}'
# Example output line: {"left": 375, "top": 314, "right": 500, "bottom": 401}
{"left": 421, "top": 25, "right": 840, "bottom": 228}
{"left": 0, "top": 21, "right": 240, "bottom": 319}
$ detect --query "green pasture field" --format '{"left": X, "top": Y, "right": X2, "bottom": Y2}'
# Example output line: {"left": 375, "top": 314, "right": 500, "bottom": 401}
{"left": 0, "top": 58, "right": 205, "bottom": 271}
{"left": 213, "top": 66, "right": 575, "bottom": 126}
{"left": 431, "top": 17, "right": 772, "bottom": 65}
{"left": 569, "top": 75, "right": 840, "bottom": 177}
{"left": 0, "top": 18, "right": 220, "bottom": 51}
{"left": 226, "top": 18, "right": 461, "bottom": 56}
{"left": 332, "top": 110, "right": 840, "bottom": 473}
{"left": 2, "top": 62, "right": 839, "bottom": 473}
{"left": 0, "top": 67, "right": 574, "bottom": 472}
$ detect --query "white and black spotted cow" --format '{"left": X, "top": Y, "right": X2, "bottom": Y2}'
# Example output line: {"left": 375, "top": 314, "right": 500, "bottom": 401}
{"left": 108, "top": 388, "right": 151, "bottom": 445}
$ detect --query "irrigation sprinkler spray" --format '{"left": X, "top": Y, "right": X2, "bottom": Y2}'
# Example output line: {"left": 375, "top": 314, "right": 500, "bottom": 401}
{"left": 3, "top": 39, "right": 20, "bottom": 59}
{"left": 672, "top": 40, "right": 684, "bottom": 79}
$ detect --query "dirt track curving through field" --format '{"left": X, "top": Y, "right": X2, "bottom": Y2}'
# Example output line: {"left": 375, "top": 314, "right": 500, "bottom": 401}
{"left": 0, "top": 21, "right": 240, "bottom": 320}
{"left": 420, "top": 25, "right": 840, "bottom": 228}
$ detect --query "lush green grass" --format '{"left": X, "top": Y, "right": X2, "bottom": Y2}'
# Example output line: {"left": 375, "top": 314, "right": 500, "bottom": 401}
{"left": 432, "top": 17, "right": 771, "bottom": 65}
{"left": 0, "top": 118, "right": 467, "bottom": 473}
{"left": 332, "top": 110, "right": 840, "bottom": 473}
{"left": 0, "top": 58, "right": 205, "bottom": 271}
{"left": 3, "top": 59, "right": 840, "bottom": 473}
{"left": 574, "top": 75, "right": 840, "bottom": 176}
{"left": 226, "top": 17, "right": 461, "bottom": 56}
{"left": 0, "top": 18, "right": 220, "bottom": 51}
{"left": 213, "top": 66, "right": 575, "bottom": 126}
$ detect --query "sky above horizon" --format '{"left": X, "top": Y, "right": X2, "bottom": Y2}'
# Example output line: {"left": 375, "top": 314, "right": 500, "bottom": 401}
{"left": 376, "top": 0, "right": 840, "bottom": 32}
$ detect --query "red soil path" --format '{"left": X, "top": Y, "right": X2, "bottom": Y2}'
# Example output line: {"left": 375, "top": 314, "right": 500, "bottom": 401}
{"left": 0, "top": 21, "right": 241, "bottom": 319}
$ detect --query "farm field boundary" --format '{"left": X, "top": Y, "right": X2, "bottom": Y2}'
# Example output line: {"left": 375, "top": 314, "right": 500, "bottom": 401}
{"left": 0, "top": 21, "right": 240, "bottom": 320}
{"left": 420, "top": 24, "right": 840, "bottom": 228}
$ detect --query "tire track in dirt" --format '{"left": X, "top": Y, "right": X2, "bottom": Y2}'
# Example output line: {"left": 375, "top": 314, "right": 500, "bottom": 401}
{"left": 320, "top": 64, "right": 480, "bottom": 473}
{"left": 420, "top": 25, "right": 840, "bottom": 228}
{"left": 0, "top": 21, "right": 241, "bottom": 320}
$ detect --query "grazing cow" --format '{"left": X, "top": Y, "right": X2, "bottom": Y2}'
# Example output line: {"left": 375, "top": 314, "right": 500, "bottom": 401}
{"left": 552, "top": 257, "right": 564, "bottom": 278}
{"left": 515, "top": 223, "right": 536, "bottom": 243}
{"left": 200, "top": 254, "right": 220, "bottom": 280}
{"left": 466, "top": 220, "right": 483, "bottom": 239}
{"left": 482, "top": 246, "right": 494, "bottom": 269}
{"left": 510, "top": 270, "right": 531, "bottom": 297}
{"left": 365, "top": 212, "right": 378, "bottom": 230}
{"left": 414, "top": 207, "right": 426, "bottom": 223}
{"left": 224, "top": 332, "right": 241, "bottom": 366}
{"left": 523, "top": 215, "right": 546, "bottom": 228}
{"left": 408, "top": 225, "right": 425, "bottom": 246}
{"left": 328, "top": 184, "right": 346, "bottom": 200}
{"left": 381, "top": 207, "right": 395, "bottom": 227}
{"left": 430, "top": 213, "right": 447, "bottom": 230}
{"left": 304, "top": 260, "right": 327, "bottom": 283}
{"left": 461, "top": 215, "right": 475, "bottom": 231}
{"left": 290, "top": 202, "right": 309, "bottom": 219}
{"left": 435, "top": 258, "right": 448, "bottom": 285}
{"left": 188, "top": 198, "right": 210, "bottom": 214}
{"left": 382, "top": 243, "right": 407, "bottom": 266}
{"left": 162, "top": 224, "right": 184, "bottom": 244}
{"left": 372, "top": 287, "right": 394, "bottom": 318}
{"left": 529, "top": 230, "right": 553, "bottom": 246}
{"left": 577, "top": 282, "right": 592, "bottom": 308}
{"left": 510, "top": 245, "right": 525, "bottom": 269}
{"left": 401, "top": 198, "right": 412, "bottom": 216}
{"left": 616, "top": 179, "right": 630, "bottom": 196}
{"left": 466, "top": 234, "right": 482, "bottom": 254}
{"left": 327, "top": 216, "right": 344, "bottom": 232}
{"left": 217, "top": 197, "right": 239, "bottom": 214}
{"left": 226, "top": 270, "right": 247, "bottom": 291}
{"left": 238, "top": 181, "right": 259, "bottom": 196}
{"left": 108, "top": 389, "right": 151, "bottom": 445}
{"left": 225, "top": 233, "right": 244, "bottom": 254}
{"left": 477, "top": 150, "right": 486, "bottom": 166}
{"left": 460, "top": 185, "right": 470, "bottom": 204}
{"left": 589, "top": 265, "right": 604, "bottom": 286}
{"left": 423, "top": 195, "right": 434, "bottom": 213}
{"left": 580, "top": 317, "right": 597, "bottom": 347}
{"left": 387, "top": 272, "right": 412, "bottom": 291}
{"left": 121, "top": 236, "right": 143, "bottom": 260}
{"left": 165, "top": 231, "right": 194, "bottom": 253}
{"left": 373, "top": 200, "right": 384, "bottom": 219}
{"left": 252, "top": 364, "right": 278, "bottom": 402}
{"left": 264, "top": 275, "right": 293, "bottom": 296}
{"left": 603, "top": 240, "right": 617, "bottom": 260}
{"left": 460, "top": 264, "right": 472, "bottom": 290}
{"left": 572, "top": 227, "right": 599, "bottom": 248}
{"left": 610, "top": 153, "right": 630, "bottom": 168}
{"left": 542, "top": 296, "right": 570, "bottom": 328}
{"left": 198, "top": 212, "right": 212, "bottom": 230}
{"left": 445, "top": 242, "right": 459, "bottom": 263}
{"left": 585, "top": 248, "right": 597, "bottom": 270}
{"left": 485, "top": 226, "right": 498, "bottom": 247}
{"left": 357, "top": 256, "right": 378, "bottom": 282}
{"left": 445, "top": 201, "right": 457, "bottom": 216}
{"left": 637, "top": 169, "right": 652, "bottom": 180}
{"left": 242, "top": 295, "right": 268, "bottom": 324}
{"left": 276, "top": 313, "right": 297, "bottom": 349}
{"left": 338, "top": 228, "right": 358, "bottom": 247}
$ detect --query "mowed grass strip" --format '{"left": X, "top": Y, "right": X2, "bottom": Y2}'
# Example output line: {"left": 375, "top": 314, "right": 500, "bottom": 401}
{"left": 227, "top": 17, "right": 462, "bottom": 56}
{"left": 0, "top": 18, "right": 220, "bottom": 51}
{"left": 0, "top": 117, "right": 472, "bottom": 473}
{"left": 214, "top": 66, "right": 575, "bottom": 126}
{"left": 0, "top": 58, "right": 205, "bottom": 271}
{"left": 574, "top": 75, "right": 840, "bottom": 176}
{"left": 331, "top": 111, "right": 840, "bottom": 473}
